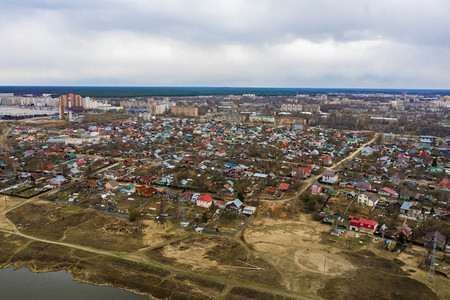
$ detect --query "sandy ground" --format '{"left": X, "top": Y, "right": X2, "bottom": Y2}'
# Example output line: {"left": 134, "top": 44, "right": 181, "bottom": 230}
{"left": 396, "top": 252, "right": 450, "bottom": 300}
{"left": 243, "top": 214, "right": 356, "bottom": 294}
{"left": 162, "top": 239, "right": 221, "bottom": 270}
{"left": 141, "top": 219, "right": 181, "bottom": 247}
{"left": 0, "top": 196, "right": 28, "bottom": 230}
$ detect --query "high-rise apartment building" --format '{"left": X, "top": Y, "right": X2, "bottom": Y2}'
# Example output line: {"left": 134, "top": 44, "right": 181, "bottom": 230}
{"left": 59, "top": 94, "right": 83, "bottom": 107}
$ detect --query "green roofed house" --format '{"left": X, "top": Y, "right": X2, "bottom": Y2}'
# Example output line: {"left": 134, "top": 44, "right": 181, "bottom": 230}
{"left": 430, "top": 166, "right": 444, "bottom": 173}
{"left": 347, "top": 138, "right": 357, "bottom": 145}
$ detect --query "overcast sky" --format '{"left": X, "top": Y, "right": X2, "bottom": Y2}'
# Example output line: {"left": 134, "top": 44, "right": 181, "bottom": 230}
{"left": 1, "top": 0, "right": 449, "bottom": 88}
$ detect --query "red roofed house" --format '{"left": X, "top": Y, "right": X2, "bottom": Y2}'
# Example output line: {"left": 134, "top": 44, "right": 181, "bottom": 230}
{"left": 75, "top": 160, "right": 86, "bottom": 167}
{"left": 349, "top": 217, "right": 378, "bottom": 234}
{"left": 136, "top": 186, "right": 157, "bottom": 197}
{"left": 378, "top": 187, "right": 399, "bottom": 198}
{"left": 321, "top": 156, "right": 332, "bottom": 166}
{"left": 301, "top": 167, "right": 311, "bottom": 175}
{"left": 196, "top": 194, "right": 213, "bottom": 208}
{"left": 279, "top": 183, "right": 290, "bottom": 191}
{"left": 438, "top": 180, "right": 450, "bottom": 189}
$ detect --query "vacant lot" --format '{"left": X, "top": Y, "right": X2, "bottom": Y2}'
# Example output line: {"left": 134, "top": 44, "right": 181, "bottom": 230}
{"left": 242, "top": 212, "right": 441, "bottom": 299}
{"left": 146, "top": 235, "right": 284, "bottom": 290}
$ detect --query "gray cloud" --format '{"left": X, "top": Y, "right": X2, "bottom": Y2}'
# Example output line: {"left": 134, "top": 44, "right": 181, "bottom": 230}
{"left": 0, "top": 0, "right": 449, "bottom": 88}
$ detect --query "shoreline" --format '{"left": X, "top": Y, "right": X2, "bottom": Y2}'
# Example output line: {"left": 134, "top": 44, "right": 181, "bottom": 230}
{"left": 0, "top": 261, "right": 150, "bottom": 299}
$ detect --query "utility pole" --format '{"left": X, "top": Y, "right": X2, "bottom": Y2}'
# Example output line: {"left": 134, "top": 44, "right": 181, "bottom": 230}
{"left": 177, "top": 197, "right": 186, "bottom": 220}
{"left": 159, "top": 196, "right": 165, "bottom": 228}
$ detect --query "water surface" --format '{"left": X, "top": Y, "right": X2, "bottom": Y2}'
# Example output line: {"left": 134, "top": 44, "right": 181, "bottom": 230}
{"left": 0, "top": 266, "right": 146, "bottom": 300}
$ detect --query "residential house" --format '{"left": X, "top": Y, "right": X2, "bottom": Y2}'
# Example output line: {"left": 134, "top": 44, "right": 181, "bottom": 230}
{"left": 321, "top": 156, "right": 332, "bottom": 166}
{"left": 438, "top": 180, "right": 450, "bottom": 189}
{"left": 243, "top": 187, "right": 253, "bottom": 196}
{"left": 357, "top": 192, "right": 379, "bottom": 207}
{"left": 86, "top": 180, "right": 98, "bottom": 188}
{"left": 431, "top": 166, "right": 444, "bottom": 173}
{"left": 349, "top": 217, "right": 378, "bottom": 234}
{"left": 339, "top": 181, "right": 356, "bottom": 189}
{"left": 311, "top": 183, "right": 322, "bottom": 195}
{"left": 50, "top": 175, "right": 67, "bottom": 186}
{"left": 196, "top": 194, "right": 213, "bottom": 208}
{"left": 136, "top": 186, "right": 157, "bottom": 197}
{"left": 301, "top": 167, "right": 311, "bottom": 177}
{"left": 105, "top": 179, "right": 119, "bottom": 190}
{"left": 213, "top": 200, "right": 227, "bottom": 209}
{"left": 421, "top": 195, "right": 437, "bottom": 205}
{"left": 395, "top": 225, "right": 413, "bottom": 240}
{"left": 226, "top": 199, "right": 243, "bottom": 211}
{"left": 242, "top": 206, "right": 256, "bottom": 216}
{"left": 347, "top": 191, "right": 357, "bottom": 199}
{"left": 361, "top": 146, "right": 373, "bottom": 156}
{"left": 408, "top": 203, "right": 422, "bottom": 219}
{"left": 390, "top": 173, "right": 406, "bottom": 184}
{"left": 279, "top": 183, "right": 290, "bottom": 191}
{"left": 355, "top": 180, "right": 371, "bottom": 191}
{"left": 104, "top": 170, "right": 120, "bottom": 180}
{"left": 378, "top": 187, "right": 399, "bottom": 198}
{"left": 75, "top": 160, "right": 86, "bottom": 168}
{"left": 400, "top": 201, "right": 413, "bottom": 215}
{"left": 400, "top": 189, "right": 421, "bottom": 201}
{"left": 322, "top": 170, "right": 339, "bottom": 184}
{"left": 424, "top": 231, "right": 447, "bottom": 251}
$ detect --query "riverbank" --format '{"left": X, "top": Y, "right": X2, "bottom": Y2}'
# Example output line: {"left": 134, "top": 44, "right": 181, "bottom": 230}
{"left": 0, "top": 235, "right": 151, "bottom": 299}
{"left": 0, "top": 265, "right": 146, "bottom": 299}
{"left": 0, "top": 232, "right": 232, "bottom": 299}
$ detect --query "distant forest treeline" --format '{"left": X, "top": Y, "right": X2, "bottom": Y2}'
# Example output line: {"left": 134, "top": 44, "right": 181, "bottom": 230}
{"left": 0, "top": 86, "right": 449, "bottom": 98}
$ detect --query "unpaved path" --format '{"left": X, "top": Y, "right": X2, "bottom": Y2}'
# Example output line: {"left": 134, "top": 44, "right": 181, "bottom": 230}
{"left": 1, "top": 199, "right": 311, "bottom": 300}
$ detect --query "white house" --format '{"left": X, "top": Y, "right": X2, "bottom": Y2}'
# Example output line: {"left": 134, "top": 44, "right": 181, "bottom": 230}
{"left": 357, "top": 192, "right": 379, "bottom": 207}
{"left": 322, "top": 170, "right": 339, "bottom": 184}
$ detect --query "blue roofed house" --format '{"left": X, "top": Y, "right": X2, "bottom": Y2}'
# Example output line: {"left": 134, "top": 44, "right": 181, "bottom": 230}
{"left": 400, "top": 202, "right": 413, "bottom": 215}
{"left": 361, "top": 146, "right": 373, "bottom": 156}
{"left": 50, "top": 175, "right": 67, "bottom": 186}
{"left": 226, "top": 199, "right": 243, "bottom": 211}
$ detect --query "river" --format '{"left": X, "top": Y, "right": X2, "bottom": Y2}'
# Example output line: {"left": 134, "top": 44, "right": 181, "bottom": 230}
{"left": 0, "top": 266, "right": 147, "bottom": 299}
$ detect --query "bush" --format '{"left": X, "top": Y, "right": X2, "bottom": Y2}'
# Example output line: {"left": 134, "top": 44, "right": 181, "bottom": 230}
{"left": 128, "top": 208, "right": 139, "bottom": 222}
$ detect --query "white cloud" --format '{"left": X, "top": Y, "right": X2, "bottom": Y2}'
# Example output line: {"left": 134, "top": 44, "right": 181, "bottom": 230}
{"left": 0, "top": 0, "right": 449, "bottom": 88}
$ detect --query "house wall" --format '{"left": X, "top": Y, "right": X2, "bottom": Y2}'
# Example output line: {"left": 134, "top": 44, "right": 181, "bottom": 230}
{"left": 323, "top": 175, "right": 338, "bottom": 183}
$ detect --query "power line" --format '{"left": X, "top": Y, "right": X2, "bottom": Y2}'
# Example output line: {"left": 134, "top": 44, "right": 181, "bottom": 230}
{"left": 428, "top": 235, "right": 436, "bottom": 283}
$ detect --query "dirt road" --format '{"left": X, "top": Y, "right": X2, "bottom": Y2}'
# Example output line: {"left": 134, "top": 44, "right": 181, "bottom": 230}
{"left": 1, "top": 199, "right": 310, "bottom": 300}
{"left": 285, "top": 132, "right": 380, "bottom": 203}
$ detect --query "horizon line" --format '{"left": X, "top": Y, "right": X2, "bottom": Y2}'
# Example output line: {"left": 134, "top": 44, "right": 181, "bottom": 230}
{"left": 1, "top": 85, "right": 450, "bottom": 91}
